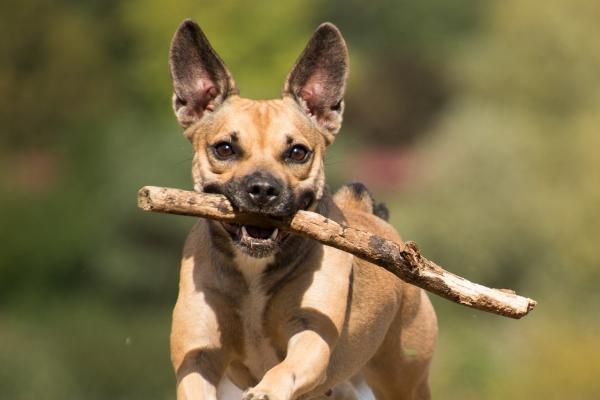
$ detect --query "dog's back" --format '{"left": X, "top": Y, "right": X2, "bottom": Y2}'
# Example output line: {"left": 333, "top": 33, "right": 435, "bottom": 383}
{"left": 333, "top": 182, "right": 389, "bottom": 222}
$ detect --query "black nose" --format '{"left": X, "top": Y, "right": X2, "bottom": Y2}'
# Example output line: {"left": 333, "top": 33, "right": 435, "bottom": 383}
{"left": 244, "top": 173, "right": 282, "bottom": 207}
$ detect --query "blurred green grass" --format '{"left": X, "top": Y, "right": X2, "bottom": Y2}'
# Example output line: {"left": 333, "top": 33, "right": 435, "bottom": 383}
{"left": 0, "top": 297, "right": 174, "bottom": 399}
{"left": 1, "top": 0, "right": 599, "bottom": 398}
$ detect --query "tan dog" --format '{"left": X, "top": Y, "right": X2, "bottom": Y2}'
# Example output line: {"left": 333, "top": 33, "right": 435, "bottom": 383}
{"left": 168, "top": 19, "right": 437, "bottom": 400}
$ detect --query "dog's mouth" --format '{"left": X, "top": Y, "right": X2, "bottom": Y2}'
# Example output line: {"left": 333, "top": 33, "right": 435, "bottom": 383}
{"left": 220, "top": 222, "right": 289, "bottom": 257}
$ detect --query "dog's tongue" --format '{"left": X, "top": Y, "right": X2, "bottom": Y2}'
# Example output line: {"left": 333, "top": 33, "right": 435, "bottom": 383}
{"left": 245, "top": 225, "right": 275, "bottom": 239}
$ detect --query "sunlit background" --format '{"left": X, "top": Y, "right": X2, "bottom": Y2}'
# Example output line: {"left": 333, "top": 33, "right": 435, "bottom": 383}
{"left": 1, "top": 0, "right": 599, "bottom": 399}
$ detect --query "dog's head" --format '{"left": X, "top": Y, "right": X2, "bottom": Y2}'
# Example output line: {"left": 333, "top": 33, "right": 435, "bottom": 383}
{"left": 169, "top": 19, "right": 348, "bottom": 257}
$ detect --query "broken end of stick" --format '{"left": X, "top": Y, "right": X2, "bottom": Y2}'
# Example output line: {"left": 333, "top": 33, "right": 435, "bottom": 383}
{"left": 137, "top": 186, "right": 153, "bottom": 211}
{"left": 526, "top": 298, "right": 537, "bottom": 314}
{"left": 500, "top": 288, "right": 537, "bottom": 319}
{"left": 505, "top": 296, "right": 537, "bottom": 319}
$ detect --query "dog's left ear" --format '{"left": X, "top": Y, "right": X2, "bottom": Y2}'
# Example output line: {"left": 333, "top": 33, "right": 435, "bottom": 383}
{"left": 283, "top": 23, "right": 349, "bottom": 145}
{"left": 169, "top": 19, "right": 238, "bottom": 129}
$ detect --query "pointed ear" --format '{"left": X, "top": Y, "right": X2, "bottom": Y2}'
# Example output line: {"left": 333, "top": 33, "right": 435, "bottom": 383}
{"left": 169, "top": 19, "right": 238, "bottom": 128}
{"left": 283, "top": 23, "right": 349, "bottom": 144}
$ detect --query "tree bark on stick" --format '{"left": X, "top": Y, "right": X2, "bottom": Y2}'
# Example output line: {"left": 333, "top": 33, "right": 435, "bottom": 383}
{"left": 137, "top": 186, "right": 537, "bottom": 319}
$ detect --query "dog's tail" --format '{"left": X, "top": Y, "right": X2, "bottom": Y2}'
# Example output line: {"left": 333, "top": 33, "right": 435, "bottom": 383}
{"left": 333, "top": 182, "right": 389, "bottom": 221}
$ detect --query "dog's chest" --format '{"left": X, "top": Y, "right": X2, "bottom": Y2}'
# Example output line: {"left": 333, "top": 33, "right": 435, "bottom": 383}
{"left": 235, "top": 253, "right": 280, "bottom": 379}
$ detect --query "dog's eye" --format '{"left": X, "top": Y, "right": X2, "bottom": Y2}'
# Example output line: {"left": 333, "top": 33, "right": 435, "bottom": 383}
{"left": 287, "top": 144, "right": 310, "bottom": 163}
{"left": 213, "top": 142, "right": 235, "bottom": 159}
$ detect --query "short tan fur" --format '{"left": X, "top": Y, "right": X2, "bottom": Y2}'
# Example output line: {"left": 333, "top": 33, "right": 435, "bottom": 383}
{"left": 168, "top": 19, "right": 437, "bottom": 400}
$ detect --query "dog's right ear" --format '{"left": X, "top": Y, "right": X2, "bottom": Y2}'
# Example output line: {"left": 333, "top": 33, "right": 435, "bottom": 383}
{"left": 169, "top": 19, "right": 238, "bottom": 129}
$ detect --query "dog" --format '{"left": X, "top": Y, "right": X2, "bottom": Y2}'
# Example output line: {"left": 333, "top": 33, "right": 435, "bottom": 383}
{"left": 168, "top": 19, "right": 437, "bottom": 400}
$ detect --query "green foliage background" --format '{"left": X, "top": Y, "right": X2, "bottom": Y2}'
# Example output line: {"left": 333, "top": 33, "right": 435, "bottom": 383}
{"left": 1, "top": 0, "right": 599, "bottom": 398}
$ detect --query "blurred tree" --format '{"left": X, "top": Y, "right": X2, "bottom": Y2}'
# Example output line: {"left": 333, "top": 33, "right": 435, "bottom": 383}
{"left": 399, "top": 0, "right": 600, "bottom": 293}
{"left": 0, "top": 0, "right": 129, "bottom": 148}
{"left": 0, "top": 0, "right": 136, "bottom": 299}
{"left": 319, "top": 0, "right": 483, "bottom": 145}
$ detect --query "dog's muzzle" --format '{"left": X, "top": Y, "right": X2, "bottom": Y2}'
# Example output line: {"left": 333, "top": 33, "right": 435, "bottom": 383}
{"left": 224, "top": 171, "right": 295, "bottom": 217}
{"left": 244, "top": 173, "right": 282, "bottom": 208}
{"left": 213, "top": 172, "right": 290, "bottom": 257}
{"left": 205, "top": 172, "right": 316, "bottom": 258}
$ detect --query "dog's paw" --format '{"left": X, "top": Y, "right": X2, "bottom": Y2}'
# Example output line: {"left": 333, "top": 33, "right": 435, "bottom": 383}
{"left": 242, "top": 389, "right": 281, "bottom": 400}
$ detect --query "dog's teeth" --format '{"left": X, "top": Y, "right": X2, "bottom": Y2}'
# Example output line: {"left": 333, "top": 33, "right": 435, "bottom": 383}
{"left": 270, "top": 228, "right": 279, "bottom": 240}
{"left": 241, "top": 226, "right": 248, "bottom": 238}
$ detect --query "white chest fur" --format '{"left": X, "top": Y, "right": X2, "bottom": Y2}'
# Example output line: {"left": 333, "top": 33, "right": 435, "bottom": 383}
{"left": 234, "top": 251, "right": 280, "bottom": 379}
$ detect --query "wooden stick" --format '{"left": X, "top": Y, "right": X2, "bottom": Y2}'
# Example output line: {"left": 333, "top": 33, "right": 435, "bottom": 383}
{"left": 138, "top": 186, "right": 537, "bottom": 319}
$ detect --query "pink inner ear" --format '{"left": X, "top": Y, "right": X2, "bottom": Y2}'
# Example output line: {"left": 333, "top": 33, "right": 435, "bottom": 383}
{"left": 192, "top": 79, "right": 219, "bottom": 112}
{"left": 300, "top": 74, "right": 327, "bottom": 113}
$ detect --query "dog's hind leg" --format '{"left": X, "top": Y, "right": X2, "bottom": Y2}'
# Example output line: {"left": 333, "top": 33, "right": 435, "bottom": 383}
{"left": 361, "top": 289, "right": 437, "bottom": 400}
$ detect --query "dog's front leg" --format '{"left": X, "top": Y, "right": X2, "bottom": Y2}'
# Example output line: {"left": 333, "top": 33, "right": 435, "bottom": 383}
{"left": 243, "top": 329, "right": 332, "bottom": 400}
{"left": 244, "top": 247, "right": 353, "bottom": 400}
{"left": 172, "top": 254, "right": 238, "bottom": 400}
{"left": 175, "top": 348, "right": 226, "bottom": 400}
{"left": 173, "top": 296, "right": 235, "bottom": 400}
